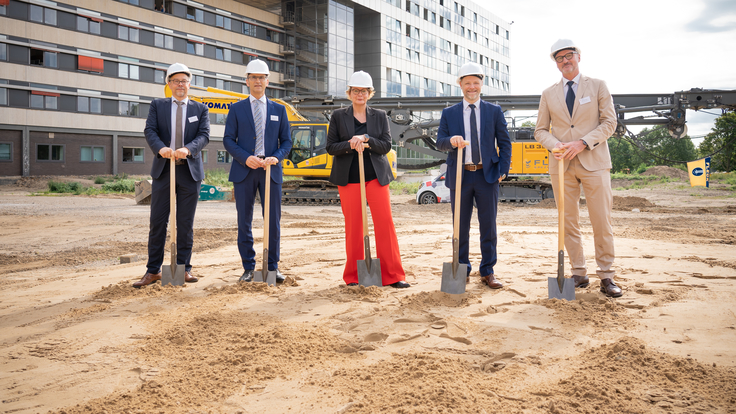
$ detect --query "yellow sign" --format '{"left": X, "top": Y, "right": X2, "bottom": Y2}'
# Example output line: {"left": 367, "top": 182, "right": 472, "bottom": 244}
{"left": 687, "top": 157, "right": 710, "bottom": 187}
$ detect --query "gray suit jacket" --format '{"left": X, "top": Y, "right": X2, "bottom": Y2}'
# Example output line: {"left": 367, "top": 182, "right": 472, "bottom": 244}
{"left": 325, "top": 106, "right": 394, "bottom": 186}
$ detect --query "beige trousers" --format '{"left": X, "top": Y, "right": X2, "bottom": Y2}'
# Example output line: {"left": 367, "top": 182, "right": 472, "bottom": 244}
{"left": 550, "top": 157, "right": 615, "bottom": 279}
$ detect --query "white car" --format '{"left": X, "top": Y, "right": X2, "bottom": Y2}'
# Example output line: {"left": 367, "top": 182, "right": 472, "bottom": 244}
{"left": 416, "top": 173, "right": 451, "bottom": 204}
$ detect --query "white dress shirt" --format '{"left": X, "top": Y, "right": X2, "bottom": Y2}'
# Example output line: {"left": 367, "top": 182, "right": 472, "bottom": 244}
{"left": 462, "top": 99, "right": 483, "bottom": 164}
{"left": 562, "top": 73, "right": 581, "bottom": 100}
{"left": 249, "top": 94, "right": 267, "bottom": 156}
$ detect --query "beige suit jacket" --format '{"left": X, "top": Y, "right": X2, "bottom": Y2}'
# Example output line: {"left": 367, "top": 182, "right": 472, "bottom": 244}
{"left": 534, "top": 75, "right": 617, "bottom": 172}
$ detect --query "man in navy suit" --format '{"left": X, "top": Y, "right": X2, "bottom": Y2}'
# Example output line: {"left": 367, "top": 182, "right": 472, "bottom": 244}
{"left": 224, "top": 59, "right": 292, "bottom": 282}
{"left": 436, "top": 62, "right": 512, "bottom": 289}
{"left": 134, "top": 63, "right": 210, "bottom": 288}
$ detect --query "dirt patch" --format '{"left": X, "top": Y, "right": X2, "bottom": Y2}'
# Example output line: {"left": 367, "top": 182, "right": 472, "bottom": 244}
{"left": 644, "top": 166, "right": 689, "bottom": 180}
{"left": 612, "top": 195, "right": 656, "bottom": 211}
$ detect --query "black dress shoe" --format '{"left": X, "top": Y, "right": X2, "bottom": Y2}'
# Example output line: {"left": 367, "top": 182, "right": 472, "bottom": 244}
{"left": 573, "top": 275, "right": 590, "bottom": 288}
{"left": 600, "top": 278, "right": 623, "bottom": 297}
{"left": 389, "top": 281, "right": 411, "bottom": 289}
{"left": 276, "top": 270, "right": 285, "bottom": 283}
{"left": 347, "top": 282, "right": 358, "bottom": 286}
{"left": 239, "top": 269, "right": 254, "bottom": 283}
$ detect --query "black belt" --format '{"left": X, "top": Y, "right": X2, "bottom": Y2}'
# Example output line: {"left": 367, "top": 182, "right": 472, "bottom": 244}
{"left": 464, "top": 164, "right": 482, "bottom": 171}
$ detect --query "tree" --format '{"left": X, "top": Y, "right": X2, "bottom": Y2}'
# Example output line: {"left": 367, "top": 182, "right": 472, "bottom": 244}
{"left": 609, "top": 137, "right": 643, "bottom": 173}
{"left": 698, "top": 112, "right": 736, "bottom": 172}
{"left": 627, "top": 126, "right": 697, "bottom": 167}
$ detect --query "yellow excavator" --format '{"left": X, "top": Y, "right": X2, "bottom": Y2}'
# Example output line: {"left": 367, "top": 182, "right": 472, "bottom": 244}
{"left": 166, "top": 85, "right": 397, "bottom": 204}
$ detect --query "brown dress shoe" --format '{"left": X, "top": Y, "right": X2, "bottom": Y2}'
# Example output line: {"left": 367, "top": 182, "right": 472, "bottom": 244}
{"left": 481, "top": 274, "right": 503, "bottom": 289}
{"left": 133, "top": 272, "right": 161, "bottom": 288}
{"left": 573, "top": 275, "right": 590, "bottom": 288}
{"left": 185, "top": 271, "right": 198, "bottom": 283}
{"left": 600, "top": 278, "right": 623, "bottom": 297}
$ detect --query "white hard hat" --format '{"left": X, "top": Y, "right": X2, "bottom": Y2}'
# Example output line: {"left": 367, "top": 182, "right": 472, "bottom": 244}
{"left": 246, "top": 59, "right": 270, "bottom": 77}
{"left": 166, "top": 63, "right": 191, "bottom": 82}
{"left": 348, "top": 71, "right": 373, "bottom": 89}
{"left": 550, "top": 39, "right": 581, "bottom": 60}
{"left": 457, "top": 62, "right": 484, "bottom": 84}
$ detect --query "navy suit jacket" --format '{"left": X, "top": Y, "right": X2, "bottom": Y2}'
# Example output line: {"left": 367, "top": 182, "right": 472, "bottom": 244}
{"left": 436, "top": 100, "right": 512, "bottom": 190}
{"left": 144, "top": 98, "right": 210, "bottom": 181}
{"left": 223, "top": 98, "right": 292, "bottom": 184}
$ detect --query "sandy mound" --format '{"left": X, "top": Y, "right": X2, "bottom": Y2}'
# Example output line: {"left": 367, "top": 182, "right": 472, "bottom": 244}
{"left": 643, "top": 166, "right": 689, "bottom": 180}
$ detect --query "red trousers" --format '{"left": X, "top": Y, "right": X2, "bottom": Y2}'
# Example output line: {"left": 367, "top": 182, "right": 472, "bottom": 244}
{"left": 338, "top": 179, "right": 405, "bottom": 285}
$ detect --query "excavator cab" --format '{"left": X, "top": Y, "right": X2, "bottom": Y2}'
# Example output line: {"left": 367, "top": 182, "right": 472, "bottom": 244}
{"left": 283, "top": 123, "right": 332, "bottom": 178}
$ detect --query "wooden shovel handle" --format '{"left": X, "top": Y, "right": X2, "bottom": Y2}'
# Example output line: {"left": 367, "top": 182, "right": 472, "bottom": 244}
{"left": 452, "top": 147, "right": 463, "bottom": 265}
{"left": 169, "top": 155, "right": 177, "bottom": 262}
{"left": 552, "top": 149, "right": 564, "bottom": 251}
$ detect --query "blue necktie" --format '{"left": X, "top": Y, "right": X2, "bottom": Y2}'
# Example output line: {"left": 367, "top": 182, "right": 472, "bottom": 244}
{"left": 469, "top": 104, "right": 480, "bottom": 165}
{"left": 566, "top": 80, "right": 575, "bottom": 116}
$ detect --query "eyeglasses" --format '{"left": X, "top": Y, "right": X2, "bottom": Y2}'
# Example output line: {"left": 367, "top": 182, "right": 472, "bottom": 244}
{"left": 351, "top": 88, "right": 370, "bottom": 95}
{"left": 554, "top": 52, "right": 578, "bottom": 63}
{"left": 248, "top": 75, "right": 267, "bottom": 81}
{"left": 169, "top": 79, "right": 190, "bottom": 85}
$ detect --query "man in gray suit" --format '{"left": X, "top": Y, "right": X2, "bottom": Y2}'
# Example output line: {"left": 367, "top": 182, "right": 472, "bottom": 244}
{"left": 535, "top": 39, "right": 621, "bottom": 297}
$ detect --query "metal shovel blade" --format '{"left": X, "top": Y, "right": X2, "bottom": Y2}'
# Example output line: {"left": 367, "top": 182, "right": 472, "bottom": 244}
{"left": 161, "top": 261, "right": 186, "bottom": 287}
{"left": 253, "top": 270, "right": 277, "bottom": 286}
{"left": 548, "top": 250, "right": 575, "bottom": 300}
{"left": 254, "top": 248, "right": 277, "bottom": 286}
{"left": 357, "top": 257, "right": 382, "bottom": 287}
{"left": 441, "top": 261, "right": 468, "bottom": 294}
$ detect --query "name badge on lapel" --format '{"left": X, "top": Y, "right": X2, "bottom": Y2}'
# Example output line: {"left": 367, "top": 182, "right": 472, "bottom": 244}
{"left": 579, "top": 96, "right": 591, "bottom": 105}
{"left": 188, "top": 116, "right": 198, "bottom": 123}
{"left": 270, "top": 115, "right": 279, "bottom": 121}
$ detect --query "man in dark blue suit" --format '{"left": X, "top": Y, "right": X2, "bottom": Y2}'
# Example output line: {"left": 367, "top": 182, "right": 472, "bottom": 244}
{"left": 134, "top": 63, "right": 210, "bottom": 288}
{"left": 224, "top": 59, "right": 292, "bottom": 283}
{"left": 436, "top": 62, "right": 512, "bottom": 289}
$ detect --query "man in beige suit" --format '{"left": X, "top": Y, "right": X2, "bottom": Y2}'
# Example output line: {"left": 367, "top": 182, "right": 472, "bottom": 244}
{"left": 534, "top": 39, "right": 622, "bottom": 297}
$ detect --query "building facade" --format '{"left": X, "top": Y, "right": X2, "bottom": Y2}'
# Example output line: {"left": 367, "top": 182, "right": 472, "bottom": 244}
{"left": 0, "top": 0, "right": 511, "bottom": 177}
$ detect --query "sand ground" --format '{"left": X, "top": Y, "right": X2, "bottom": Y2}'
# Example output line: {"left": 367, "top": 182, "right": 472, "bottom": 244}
{"left": 1, "top": 171, "right": 735, "bottom": 414}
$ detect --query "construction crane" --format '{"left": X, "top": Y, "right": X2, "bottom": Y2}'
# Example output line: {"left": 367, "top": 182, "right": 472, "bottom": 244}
{"left": 177, "top": 86, "right": 736, "bottom": 204}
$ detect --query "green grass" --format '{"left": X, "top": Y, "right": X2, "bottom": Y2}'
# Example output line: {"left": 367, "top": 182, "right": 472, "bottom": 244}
{"left": 711, "top": 172, "right": 736, "bottom": 189}
{"left": 610, "top": 172, "right": 676, "bottom": 189}
{"left": 46, "top": 178, "right": 136, "bottom": 195}
{"left": 204, "top": 168, "right": 232, "bottom": 188}
{"left": 389, "top": 181, "right": 421, "bottom": 195}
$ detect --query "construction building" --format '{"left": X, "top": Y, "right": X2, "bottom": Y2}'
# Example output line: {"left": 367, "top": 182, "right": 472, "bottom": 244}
{"left": 0, "top": 0, "right": 511, "bottom": 177}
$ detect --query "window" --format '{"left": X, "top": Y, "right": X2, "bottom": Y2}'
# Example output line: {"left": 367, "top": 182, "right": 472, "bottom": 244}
{"left": 187, "top": 41, "right": 204, "bottom": 56}
{"left": 78, "top": 56, "right": 104, "bottom": 73}
{"left": 186, "top": 6, "right": 203, "bottom": 22}
{"left": 81, "top": 146, "right": 104, "bottom": 162}
{"left": 30, "top": 49, "right": 57, "bottom": 68}
{"left": 78, "top": 96, "right": 101, "bottom": 113}
{"left": 0, "top": 4, "right": 5, "bottom": 16}
{"left": 118, "top": 26, "right": 139, "bottom": 43}
{"left": 119, "top": 101, "right": 139, "bottom": 116}
{"left": 461, "top": 5, "right": 465, "bottom": 17}
{"left": 216, "top": 79, "right": 231, "bottom": 91}
{"left": 122, "top": 147, "right": 144, "bottom": 163}
{"left": 118, "top": 63, "right": 140, "bottom": 80}
{"left": 0, "top": 87, "right": 6, "bottom": 106}
{"left": 201, "top": 149, "right": 208, "bottom": 164}
{"left": 155, "top": 33, "right": 174, "bottom": 49}
{"left": 0, "top": 44, "right": 6, "bottom": 61}
{"left": 243, "top": 23, "right": 257, "bottom": 37}
{"left": 215, "top": 113, "right": 226, "bottom": 124}
{"left": 37, "top": 144, "right": 64, "bottom": 161}
{"left": 0, "top": 143, "right": 11, "bottom": 161}
{"left": 120, "top": 0, "right": 140, "bottom": 4}
{"left": 30, "top": 5, "right": 56, "bottom": 25}
{"left": 215, "top": 47, "right": 231, "bottom": 62}
{"left": 31, "top": 92, "right": 58, "bottom": 110}
{"left": 155, "top": 70, "right": 165, "bottom": 84}
{"left": 431, "top": 12, "right": 436, "bottom": 24}
{"left": 77, "top": 16, "right": 101, "bottom": 34}
{"left": 217, "top": 150, "right": 232, "bottom": 163}
{"left": 216, "top": 15, "right": 231, "bottom": 30}
{"left": 191, "top": 75, "right": 204, "bottom": 87}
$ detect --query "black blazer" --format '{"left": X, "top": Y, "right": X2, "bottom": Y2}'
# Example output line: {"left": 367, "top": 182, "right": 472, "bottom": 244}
{"left": 326, "top": 106, "right": 394, "bottom": 186}
{"left": 144, "top": 98, "right": 210, "bottom": 181}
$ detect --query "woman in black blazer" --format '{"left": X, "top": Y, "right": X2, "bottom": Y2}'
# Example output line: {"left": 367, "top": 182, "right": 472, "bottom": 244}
{"left": 326, "top": 71, "right": 409, "bottom": 288}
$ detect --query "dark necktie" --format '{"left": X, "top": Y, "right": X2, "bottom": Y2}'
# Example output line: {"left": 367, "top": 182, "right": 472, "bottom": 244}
{"left": 566, "top": 80, "right": 575, "bottom": 116}
{"left": 469, "top": 104, "right": 480, "bottom": 165}
{"left": 175, "top": 100, "right": 184, "bottom": 149}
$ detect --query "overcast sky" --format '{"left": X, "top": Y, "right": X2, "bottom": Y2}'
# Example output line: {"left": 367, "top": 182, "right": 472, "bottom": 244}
{"left": 479, "top": 0, "right": 736, "bottom": 139}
